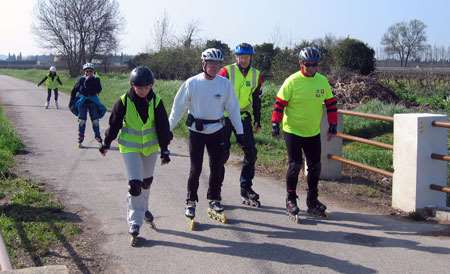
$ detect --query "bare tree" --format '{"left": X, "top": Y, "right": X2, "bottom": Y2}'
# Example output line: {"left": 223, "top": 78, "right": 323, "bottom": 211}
{"left": 269, "top": 25, "right": 283, "bottom": 48}
{"left": 179, "top": 20, "right": 201, "bottom": 48}
{"left": 381, "top": 19, "right": 427, "bottom": 67}
{"left": 153, "top": 10, "right": 173, "bottom": 51}
{"left": 33, "top": 0, "right": 123, "bottom": 76}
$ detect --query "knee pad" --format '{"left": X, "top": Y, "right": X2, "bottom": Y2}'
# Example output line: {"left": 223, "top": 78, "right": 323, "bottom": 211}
{"left": 78, "top": 119, "right": 86, "bottom": 126}
{"left": 128, "top": 180, "right": 142, "bottom": 196}
{"left": 92, "top": 119, "right": 100, "bottom": 127}
{"left": 142, "top": 177, "right": 153, "bottom": 189}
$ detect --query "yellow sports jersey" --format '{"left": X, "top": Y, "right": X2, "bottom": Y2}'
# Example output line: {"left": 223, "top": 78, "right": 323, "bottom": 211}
{"left": 276, "top": 71, "right": 333, "bottom": 137}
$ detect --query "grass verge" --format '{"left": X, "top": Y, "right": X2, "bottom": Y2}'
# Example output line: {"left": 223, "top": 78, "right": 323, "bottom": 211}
{"left": 0, "top": 106, "right": 81, "bottom": 268}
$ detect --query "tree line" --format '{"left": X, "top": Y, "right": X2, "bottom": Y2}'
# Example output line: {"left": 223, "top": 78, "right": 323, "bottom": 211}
{"left": 32, "top": 0, "right": 435, "bottom": 78}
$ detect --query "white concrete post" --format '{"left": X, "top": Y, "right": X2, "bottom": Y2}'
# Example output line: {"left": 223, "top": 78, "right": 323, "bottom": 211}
{"left": 393, "top": 113, "right": 448, "bottom": 212}
{"left": 319, "top": 106, "right": 343, "bottom": 180}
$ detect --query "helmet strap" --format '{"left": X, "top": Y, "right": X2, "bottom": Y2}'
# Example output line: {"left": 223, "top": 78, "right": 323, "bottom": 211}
{"left": 202, "top": 62, "right": 215, "bottom": 80}
{"left": 301, "top": 66, "right": 316, "bottom": 77}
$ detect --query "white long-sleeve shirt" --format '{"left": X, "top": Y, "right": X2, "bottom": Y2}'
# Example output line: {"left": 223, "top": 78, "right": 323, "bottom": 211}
{"left": 169, "top": 73, "right": 244, "bottom": 135}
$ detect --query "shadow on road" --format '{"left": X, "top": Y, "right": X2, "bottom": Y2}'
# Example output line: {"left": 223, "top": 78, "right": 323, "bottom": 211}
{"left": 143, "top": 228, "right": 377, "bottom": 274}
{"left": 132, "top": 209, "right": 450, "bottom": 273}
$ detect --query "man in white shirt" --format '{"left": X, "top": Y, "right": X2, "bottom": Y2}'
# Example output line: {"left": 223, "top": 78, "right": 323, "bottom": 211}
{"left": 169, "top": 48, "right": 244, "bottom": 224}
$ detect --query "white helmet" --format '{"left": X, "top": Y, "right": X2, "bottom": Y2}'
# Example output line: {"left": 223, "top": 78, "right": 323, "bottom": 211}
{"left": 82, "top": 63, "right": 95, "bottom": 70}
{"left": 201, "top": 48, "right": 224, "bottom": 61}
{"left": 49, "top": 66, "right": 56, "bottom": 72}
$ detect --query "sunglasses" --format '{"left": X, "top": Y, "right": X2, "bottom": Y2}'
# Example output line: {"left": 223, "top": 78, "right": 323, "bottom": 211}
{"left": 303, "top": 63, "right": 318, "bottom": 67}
{"left": 85, "top": 69, "right": 94, "bottom": 73}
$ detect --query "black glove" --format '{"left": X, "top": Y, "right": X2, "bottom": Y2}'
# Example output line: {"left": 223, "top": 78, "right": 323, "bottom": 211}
{"left": 161, "top": 149, "right": 171, "bottom": 165}
{"left": 328, "top": 124, "right": 337, "bottom": 134}
{"left": 99, "top": 144, "right": 109, "bottom": 155}
{"left": 253, "top": 121, "right": 261, "bottom": 130}
{"left": 236, "top": 134, "right": 247, "bottom": 148}
{"left": 272, "top": 123, "right": 280, "bottom": 137}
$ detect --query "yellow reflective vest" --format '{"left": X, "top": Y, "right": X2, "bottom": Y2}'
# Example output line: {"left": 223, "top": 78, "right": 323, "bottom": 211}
{"left": 46, "top": 74, "right": 61, "bottom": 90}
{"left": 225, "top": 63, "right": 260, "bottom": 114}
{"left": 118, "top": 94, "right": 160, "bottom": 156}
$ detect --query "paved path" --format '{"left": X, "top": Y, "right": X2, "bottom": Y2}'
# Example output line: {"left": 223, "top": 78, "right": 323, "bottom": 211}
{"left": 1, "top": 75, "right": 449, "bottom": 274}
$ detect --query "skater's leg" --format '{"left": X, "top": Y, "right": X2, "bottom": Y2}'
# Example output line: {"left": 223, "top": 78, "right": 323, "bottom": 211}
{"left": 302, "top": 134, "right": 322, "bottom": 208}
{"left": 46, "top": 89, "right": 52, "bottom": 102}
{"left": 141, "top": 153, "right": 158, "bottom": 219}
{"left": 187, "top": 130, "right": 205, "bottom": 202}
{"left": 239, "top": 116, "right": 257, "bottom": 189}
{"left": 122, "top": 153, "right": 146, "bottom": 227}
{"left": 88, "top": 102, "right": 101, "bottom": 140}
{"left": 78, "top": 103, "right": 88, "bottom": 143}
{"left": 54, "top": 89, "right": 59, "bottom": 109}
{"left": 206, "top": 128, "right": 227, "bottom": 201}
{"left": 284, "top": 132, "right": 304, "bottom": 197}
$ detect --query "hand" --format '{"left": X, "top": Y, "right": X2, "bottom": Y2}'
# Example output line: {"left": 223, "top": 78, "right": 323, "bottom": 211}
{"left": 236, "top": 134, "right": 248, "bottom": 148}
{"left": 99, "top": 145, "right": 109, "bottom": 156}
{"left": 327, "top": 124, "right": 337, "bottom": 141}
{"left": 272, "top": 123, "right": 280, "bottom": 138}
{"left": 161, "top": 149, "right": 171, "bottom": 165}
{"left": 253, "top": 121, "right": 261, "bottom": 134}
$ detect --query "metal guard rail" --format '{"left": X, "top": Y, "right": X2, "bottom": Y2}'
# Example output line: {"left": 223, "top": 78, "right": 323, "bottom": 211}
{"left": 328, "top": 154, "right": 394, "bottom": 178}
{"left": 330, "top": 110, "right": 394, "bottom": 177}
{"left": 336, "top": 132, "right": 393, "bottom": 150}
{"left": 431, "top": 153, "right": 450, "bottom": 162}
{"left": 432, "top": 120, "right": 450, "bottom": 129}
{"left": 338, "top": 109, "right": 394, "bottom": 122}
{"left": 430, "top": 184, "right": 450, "bottom": 194}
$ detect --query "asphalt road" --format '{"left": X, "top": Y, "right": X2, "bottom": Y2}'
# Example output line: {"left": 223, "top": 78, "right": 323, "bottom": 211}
{"left": 1, "top": 75, "right": 449, "bottom": 274}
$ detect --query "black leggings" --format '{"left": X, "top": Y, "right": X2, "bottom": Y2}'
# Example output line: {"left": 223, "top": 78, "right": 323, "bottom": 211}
{"left": 223, "top": 116, "right": 257, "bottom": 188}
{"left": 284, "top": 132, "right": 321, "bottom": 202}
{"left": 47, "top": 88, "right": 59, "bottom": 101}
{"left": 187, "top": 128, "right": 227, "bottom": 202}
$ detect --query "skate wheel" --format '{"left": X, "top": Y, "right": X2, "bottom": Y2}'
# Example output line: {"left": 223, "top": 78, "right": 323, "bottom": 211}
{"left": 220, "top": 215, "right": 227, "bottom": 224}
{"left": 188, "top": 219, "right": 196, "bottom": 231}
{"left": 288, "top": 214, "right": 299, "bottom": 224}
{"left": 215, "top": 213, "right": 226, "bottom": 224}
{"left": 252, "top": 201, "right": 261, "bottom": 208}
{"left": 130, "top": 236, "right": 138, "bottom": 247}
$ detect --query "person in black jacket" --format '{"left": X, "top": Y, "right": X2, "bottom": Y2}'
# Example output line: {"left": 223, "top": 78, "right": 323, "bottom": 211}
{"left": 37, "top": 66, "right": 63, "bottom": 109}
{"left": 99, "top": 66, "right": 172, "bottom": 246}
{"left": 69, "top": 63, "right": 106, "bottom": 147}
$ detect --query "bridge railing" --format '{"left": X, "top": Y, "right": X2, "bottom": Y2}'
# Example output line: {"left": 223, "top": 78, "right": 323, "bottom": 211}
{"left": 319, "top": 108, "right": 449, "bottom": 212}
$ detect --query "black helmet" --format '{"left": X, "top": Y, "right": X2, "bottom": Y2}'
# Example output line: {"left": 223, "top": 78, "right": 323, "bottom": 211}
{"left": 130, "top": 66, "right": 154, "bottom": 86}
{"left": 298, "top": 47, "right": 321, "bottom": 63}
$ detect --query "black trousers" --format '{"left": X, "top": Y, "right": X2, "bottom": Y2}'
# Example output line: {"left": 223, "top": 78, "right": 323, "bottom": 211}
{"left": 224, "top": 116, "right": 257, "bottom": 188}
{"left": 47, "top": 88, "right": 59, "bottom": 101}
{"left": 284, "top": 132, "right": 322, "bottom": 203}
{"left": 187, "top": 128, "right": 227, "bottom": 202}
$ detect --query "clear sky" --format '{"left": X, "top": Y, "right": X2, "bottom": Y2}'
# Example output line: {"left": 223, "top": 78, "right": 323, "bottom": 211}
{"left": 1, "top": 0, "right": 450, "bottom": 56}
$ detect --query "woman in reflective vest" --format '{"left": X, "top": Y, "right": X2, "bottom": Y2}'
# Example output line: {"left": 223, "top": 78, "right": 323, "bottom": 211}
{"left": 100, "top": 66, "right": 172, "bottom": 246}
{"left": 37, "top": 66, "right": 63, "bottom": 109}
